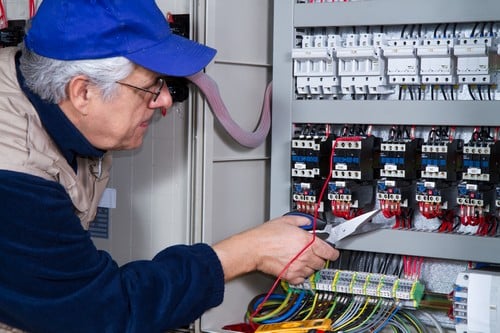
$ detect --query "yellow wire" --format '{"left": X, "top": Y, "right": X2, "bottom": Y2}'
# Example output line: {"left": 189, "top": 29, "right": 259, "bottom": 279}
{"left": 332, "top": 297, "right": 356, "bottom": 328}
{"left": 344, "top": 298, "right": 383, "bottom": 332}
{"left": 400, "top": 311, "right": 423, "bottom": 333}
{"left": 334, "top": 298, "right": 371, "bottom": 332}
{"left": 302, "top": 292, "right": 319, "bottom": 320}
{"left": 245, "top": 300, "right": 284, "bottom": 320}
{"left": 250, "top": 290, "right": 293, "bottom": 323}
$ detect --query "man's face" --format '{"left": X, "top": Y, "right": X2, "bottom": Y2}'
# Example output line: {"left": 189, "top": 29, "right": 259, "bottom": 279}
{"left": 71, "top": 66, "right": 173, "bottom": 151}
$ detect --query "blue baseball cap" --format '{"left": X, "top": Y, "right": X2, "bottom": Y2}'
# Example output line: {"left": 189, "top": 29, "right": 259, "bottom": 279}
{"left": 24, "top": 0, "right": 216, "bottom": 77}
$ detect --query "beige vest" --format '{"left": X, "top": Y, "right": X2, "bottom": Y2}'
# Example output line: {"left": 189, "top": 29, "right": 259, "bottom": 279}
{"left": 0, "top": 47, "right": 113, "bottom": 332}
{"left": 0, "top": 47, "right": 112, "bottom": 230}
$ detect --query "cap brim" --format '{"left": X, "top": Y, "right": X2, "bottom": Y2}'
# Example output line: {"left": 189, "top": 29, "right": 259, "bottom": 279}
{"left": 125, "top": 33, "right": 217, "bottom": 77}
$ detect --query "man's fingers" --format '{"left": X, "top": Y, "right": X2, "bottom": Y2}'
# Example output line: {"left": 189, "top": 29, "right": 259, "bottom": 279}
{"left": 281, "top": 215, "right": 311, "bottom": 227}
{"left": 312, "top": 239, "right": 340, "bottom": 261}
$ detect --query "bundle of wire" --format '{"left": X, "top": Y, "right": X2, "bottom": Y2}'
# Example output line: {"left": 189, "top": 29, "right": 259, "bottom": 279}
{"left": 244, "top": 134, "right": 448, "bottom": 332}
{"left": 246, "top": 286, "right": 442, "bottom": 333}
{"left": 247, "top": 136, "right": 368, "bottom": 328}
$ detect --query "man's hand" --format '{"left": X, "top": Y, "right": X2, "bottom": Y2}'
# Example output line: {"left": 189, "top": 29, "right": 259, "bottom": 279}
{"left": 212, "top": 215, "right": 339, "bottom": 284}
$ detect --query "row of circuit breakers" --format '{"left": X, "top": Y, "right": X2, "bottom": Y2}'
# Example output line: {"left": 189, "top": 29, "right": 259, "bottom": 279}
{"left": 291, "top": 124, "right": 500, "bottom": 235}
{"left": 292, "top": 21, "right": 500, "bottom": 100}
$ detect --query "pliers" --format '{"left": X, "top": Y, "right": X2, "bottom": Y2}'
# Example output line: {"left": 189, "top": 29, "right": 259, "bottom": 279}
{"left": 284, "top": 209, "right": 382, "bottom": 246}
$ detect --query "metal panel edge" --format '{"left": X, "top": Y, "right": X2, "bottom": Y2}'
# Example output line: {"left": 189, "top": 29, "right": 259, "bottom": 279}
{"left": 295, "top": 0, "right": 500, "bottom": 27}
{"left": 336, "top": 229, "right": 500, "bottom": 264}
{"left": 292, "top": 100, "right": 500, "bottom": 126}
{"left": 270, "top": 0, "right": 294, "bottom": 218}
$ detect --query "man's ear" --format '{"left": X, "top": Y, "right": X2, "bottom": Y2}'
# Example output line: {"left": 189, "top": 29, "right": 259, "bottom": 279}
{"left": 66, "top": 75, "right": 92, "bottom": 116}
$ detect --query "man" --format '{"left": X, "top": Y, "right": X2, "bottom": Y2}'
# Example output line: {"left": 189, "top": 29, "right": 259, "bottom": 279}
{"left": 0, "top": 0, "right": 339, "bottom": 332}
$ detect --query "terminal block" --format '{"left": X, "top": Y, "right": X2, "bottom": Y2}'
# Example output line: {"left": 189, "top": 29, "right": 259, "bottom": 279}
{"left": 328, "top": 180, "right": 374, "bottom": 219}
{"left": 416, "top": 180, "right": 456, "bottom": 213}
{"left": 457, "top": 181, "right": 496, "bottom": 235}
{"left": 292, "top": 180, "right": 325, "bottom": 213}
{"left": 291, "top": 125, "right": 334, "bottom": 214}
{"left": 332, "top": 135, "right": 380, "bottom": 181}
{"left": 377, "top": 179, "right": 414, "bottom": 228}
{"left": 380, "top": 138, "right": 422, "bottom": 179}
{"left": 416, "top": 180, "right": 457, "bottom": 231}
{"left": 462, "top": 139, "right": 500, "bottom": 183}
{"left": 291, "top": 128, "right": 334, "bottom": 179}
{"left": 421, "top": 139, "right": 463, "bottom": 181}
{"left": 291, "top": 269, "right": 425, "bottom": 309}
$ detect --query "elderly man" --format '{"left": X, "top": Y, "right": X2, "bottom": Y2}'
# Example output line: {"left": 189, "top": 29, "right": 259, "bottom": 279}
{"left": 0, "top": 0, "right": 338, "bottom": 332}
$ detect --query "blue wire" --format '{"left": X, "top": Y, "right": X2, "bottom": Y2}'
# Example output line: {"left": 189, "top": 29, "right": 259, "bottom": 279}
{"left": 372, "top": 304, "right": 401, "bottom": 333}
{"left": 251, "top": 294, "right": 287, "bottom": 311}
{"left": 261, "top": 292, "right": 306, "bottom": 324}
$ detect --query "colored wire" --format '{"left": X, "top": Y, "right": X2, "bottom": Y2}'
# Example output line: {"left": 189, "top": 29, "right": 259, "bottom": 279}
{"left": 0, "top": 0, "right": 7, "bottom": 30}
{"left": 250, "top": 291, "right": 293, "bottom": 323}
{"left": 261, "top": 292, "right": 306, "bottom": 324}
{"left": 334, "top": 297, "right": 370, "bottom": 331}
{"left": 393, "top": 313, "right": 413, "bottom": 333}
{"left": 252, "top": 134, "right": 366, "bottom": 322}
{"left": 373, "top": 303, "right": 402, "bottom": 333}
{"left": 359, "top": 301, "right": 394, "bottom": 332}
{"left": 302, "top": 292, "right": 320, "bottom": 320}
{"left": 29, "top": 0, "right": 36, "bottom": 18}
{"left": 344, "top": 298, "right": 382, "bottom": 332}
{"left": 324, "top": 295, "right": 339, "bottom": 319}
{"left": 333, "top": 297, "right": 363, "bottom": 329}
{"left": 400, "top": 311, "right": 425, "bottom": 333}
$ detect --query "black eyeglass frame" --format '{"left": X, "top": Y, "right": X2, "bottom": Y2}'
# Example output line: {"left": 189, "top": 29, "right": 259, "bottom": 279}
{"left": 115, "top": 77, "right": 165, "bottom": 103}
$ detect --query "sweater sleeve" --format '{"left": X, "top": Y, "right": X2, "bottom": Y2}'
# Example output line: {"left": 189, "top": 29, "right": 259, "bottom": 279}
{"left": 0, "top": 170, "right": 225, "bottom": 333}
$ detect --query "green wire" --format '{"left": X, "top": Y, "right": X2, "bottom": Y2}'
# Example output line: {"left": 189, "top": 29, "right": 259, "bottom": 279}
{"left": 245, "top": 300, "right": 284, "bottom": 321}
{"left": 324, "top": 295, "right": 338, "bottom": 319}
{"left": 334, "top": 297, "right": 371, "bottom": 332}
{"left": 250, "top": 290, "right": 293, "bottom": 323}
{"left": 344, "top": 298, "right": 383, "bottom": 332}
{"left": 332, "top": 297, "right": 357, "bottom": 328}
{"left": 302, "top": 292, "right": 320, "bottom": 320}
{"left": 400, "top": 311, "right": 425, "bottom": 333}
{"left": 393, "top": 313, "right": 412, "bottom": 333}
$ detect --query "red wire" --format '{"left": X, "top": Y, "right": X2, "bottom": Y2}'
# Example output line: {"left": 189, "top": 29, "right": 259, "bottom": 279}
{"left": 29, "top": 0, "right": 35, "bottom": 18}
{"left": 249, "top": 135, "right": 362, "bottom": 324}
{"left": 0, "top": 0, "right": 7, "bottom": 30}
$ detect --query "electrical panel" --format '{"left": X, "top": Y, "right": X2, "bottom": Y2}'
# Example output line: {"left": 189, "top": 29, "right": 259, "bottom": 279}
{"left": 262, "top": 0, "right": 500, "bottom": 332}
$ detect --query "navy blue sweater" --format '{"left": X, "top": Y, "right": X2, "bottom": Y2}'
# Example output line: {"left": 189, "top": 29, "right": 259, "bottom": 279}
{"left": 0, "top": 55, "right": 225, "bottom": 332}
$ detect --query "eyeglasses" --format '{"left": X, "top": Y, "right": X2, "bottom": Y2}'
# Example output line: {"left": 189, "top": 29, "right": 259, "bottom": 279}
{"left": 116, "top": 77, "right": 165, "bottom": 103}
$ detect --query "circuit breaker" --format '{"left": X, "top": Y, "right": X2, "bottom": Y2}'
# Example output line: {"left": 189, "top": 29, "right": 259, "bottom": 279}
{"left": 265, "top": 0, "right": 500, "bottom": 332}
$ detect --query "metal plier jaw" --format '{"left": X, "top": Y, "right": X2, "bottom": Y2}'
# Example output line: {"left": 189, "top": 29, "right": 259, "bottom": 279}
{"left": 284, "top": 209, "right": 382, "bottom": 245}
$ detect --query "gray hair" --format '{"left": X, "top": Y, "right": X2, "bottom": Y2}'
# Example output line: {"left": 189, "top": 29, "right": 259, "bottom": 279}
{"left": 19, "top": 44, "right": 134, "bottom": 104}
